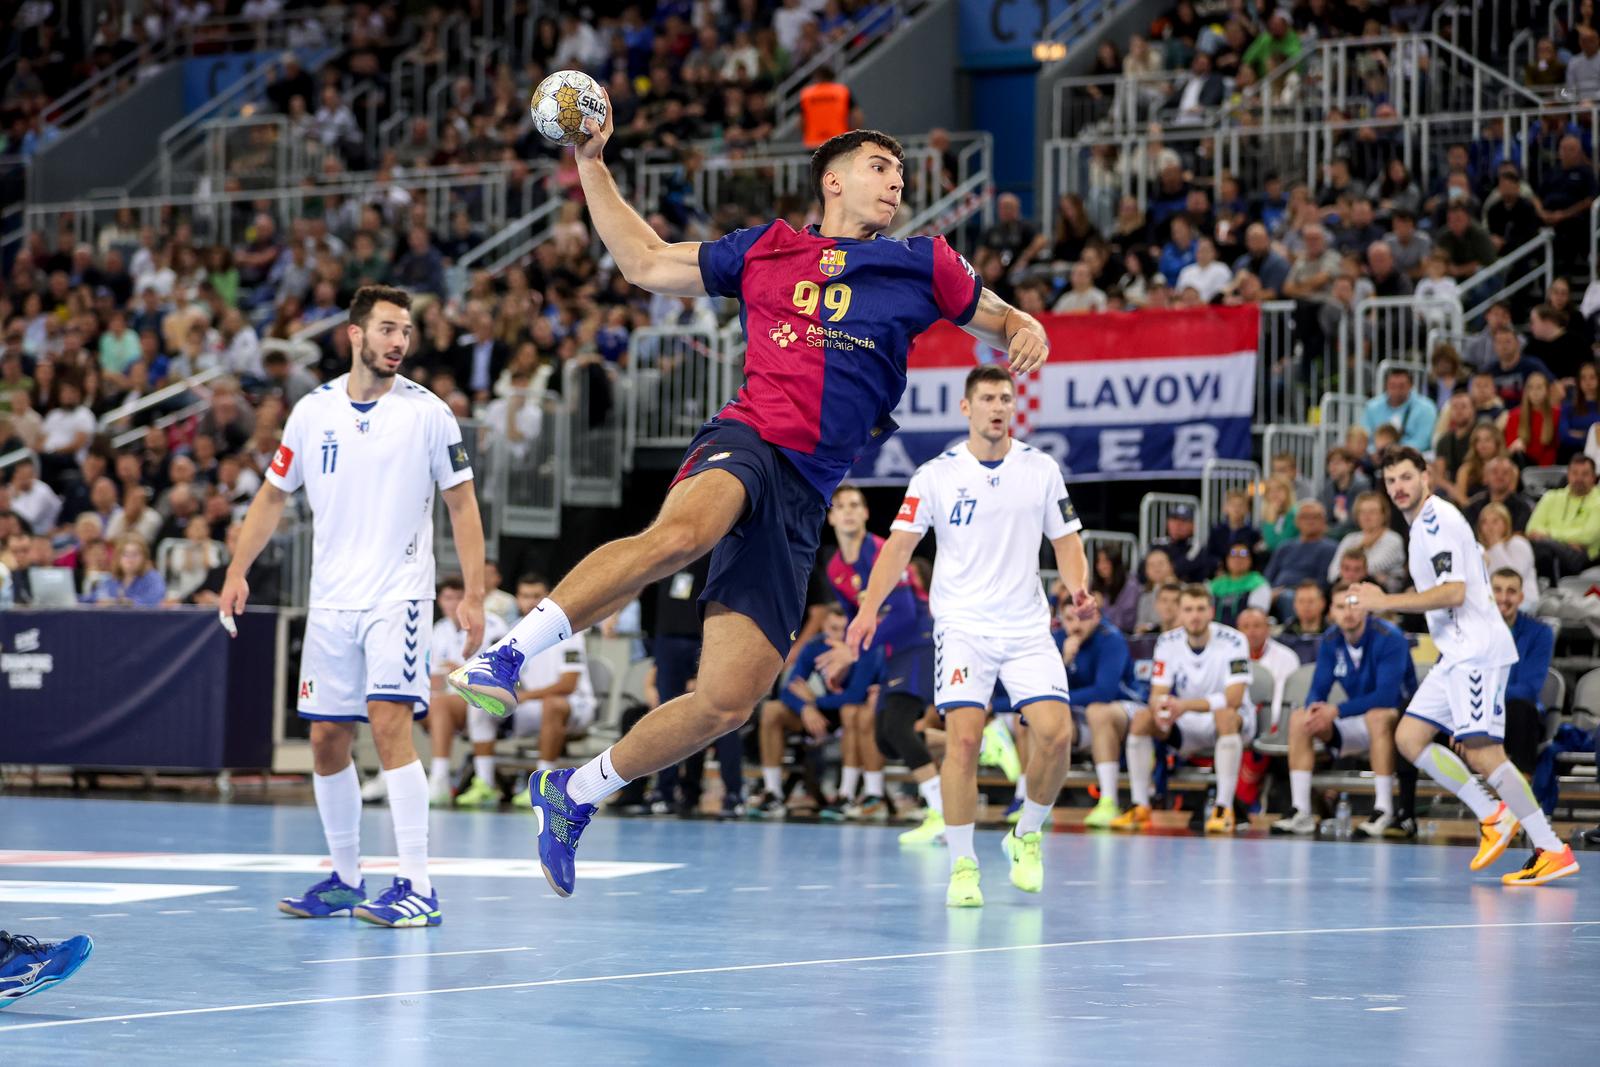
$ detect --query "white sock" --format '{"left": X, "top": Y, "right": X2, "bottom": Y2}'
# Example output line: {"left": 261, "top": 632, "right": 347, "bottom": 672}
{"left": 313, "top": 763, "right": 362, "bottom": 887}
{"left": 1488, "top": 761, "right": 1563, "bottom": 851}
{"left": 917, "top": 775, "right": 943, "bottom": 815}
{"left": 946, "top": 822, "right": 976, "bottom": 868}
{"left": 537, "top": 759, "right": 558, "bottom": 772}
{"left": 1095, "top": 761, "right": 1118, "bottom": 802}
{"left": 864, "top": 770, "right": 884, "bottom": 798}
{"left": 839, "top": 765, "right": 862, "bottom": 801}
{"left": 1127, "top": 734, "right": 1154, "bottom": 807}
{"left": 429, "top": 757, "right": 451, "bottom": 790}
{"left": 1214, "top": 734, "right": 1243, "bottom": 809}
{"left": 1017, "top": 798, "right": 1052, "bottom": 836}
{"left": 473, "top": 755, "right": 495, "bottom": 784}
{"left": 762, "top": 766, "right": 783, "bottom": 797}
{"left": 495, "top": 598, "right": 573, "bottom": 660}
{"left": 1290, "top": 769, "right": 1312, "bottom": 814}
{"left": 1414, "top": 743, "right": 1498, "bottom": 820}
{"left": 1013, "top": 772, "right": 1028, "bottom": 801}
{"left": 383, "top": 760, "right": 432, "bottom": 897}
{"left": 567, "top": 746, "right": 630, "bottom": 806}
{"left": 1374, "top": 773, "right": 1394, "bottom": 815}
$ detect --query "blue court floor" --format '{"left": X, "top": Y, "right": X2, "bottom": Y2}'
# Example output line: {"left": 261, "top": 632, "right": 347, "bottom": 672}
{"left": 1, "top": 795, "right": 1596, "bottom": 1064}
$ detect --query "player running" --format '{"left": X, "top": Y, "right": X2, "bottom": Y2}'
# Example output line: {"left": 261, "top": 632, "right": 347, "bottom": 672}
{"left": 0, "top": 930, "right": 92, "bottom": 1009}
{"left": 821, "top": 483, "right": 936, "bottom": 822}
{"left": 223, "top": 285, "right": 487, "bottom": 926}
{"left": 849, "top": 365, "right": 1090, "bottom": 907}
{"left": 448, "top": 98, "right": 1048, "bottom": 898}
{"left": 1346, "top": 447, "right": 1578, "bottom": 885}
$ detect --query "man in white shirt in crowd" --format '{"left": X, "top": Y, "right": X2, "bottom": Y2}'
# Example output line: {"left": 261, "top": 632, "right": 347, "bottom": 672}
{"left": 6, "top": 457, "right": 61, "bottom": 534}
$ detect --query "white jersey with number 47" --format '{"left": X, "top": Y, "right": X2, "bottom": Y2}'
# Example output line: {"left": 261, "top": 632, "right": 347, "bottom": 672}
{"left": 890, "top": 440, "right": 1081, "bottom": 638}
{"left": 265, "top": 374, "right": 473, "bottom": 611}
{"left": 1407, "top": 494, "right": 1518, "bottom": 668}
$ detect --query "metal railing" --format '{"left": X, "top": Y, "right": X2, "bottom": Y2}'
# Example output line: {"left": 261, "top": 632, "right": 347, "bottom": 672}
{"left": 498, "top": 391, "right": 565, "bottom": 539}
{"left": 770, "top": 1, "right": 926, "bottom": 133}
{"left": 1196, "top": 459, "right": 1262, "bottom": 556}
{"left": 1254, "top": 300, "right": 1356, "bottom": 430}
{"left": 1316, "top": 392, "right": 1369, "bottom": 438}
{"left": 624, "top": 326, "right": 735, "bottom": 452}
{"left": 447, "top": 196, "right": 564, "bottom": 299}
{"left": 562, "top": 361, "right": 627, "bottom": 509}
{"left": 1460, "top": 230, "right": 1553, "bottom": 323}
{"left": 1137, "top": 493, "right": 1200, "bottom": 560}
{"left": 1262, "top": 424, "right": 1335, "bottom": 499}
{"left": 1082, "top": 529, "right": 1139, "bottom": 574}
{"left": 1349, "top": 294, "right": 1465, "bottom": 377}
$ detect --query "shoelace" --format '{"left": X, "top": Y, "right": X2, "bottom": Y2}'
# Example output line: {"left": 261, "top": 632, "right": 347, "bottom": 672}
{"left": 0, "top": 932, "right": 46, "bottom": 956}
{"left": 372, "top": 880, "right": 416, "bottom": 906}
{"left": 484, "top": 644, "right": 521, "bottom": 679}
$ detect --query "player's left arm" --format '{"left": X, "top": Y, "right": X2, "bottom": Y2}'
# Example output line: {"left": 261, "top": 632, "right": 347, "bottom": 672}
{"left": 962, "top": 287, "right": 1049, "bottom": 375}
{"left": 1347, "top": 577, "right": 1463, "bottom": 614}
{"left": 442, "top": 481, "right": 486, "bottom": 657}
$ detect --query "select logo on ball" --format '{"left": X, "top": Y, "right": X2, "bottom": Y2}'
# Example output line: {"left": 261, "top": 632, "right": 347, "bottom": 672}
{"left": 530, "top": 70, "right": 608, "bottom": 147}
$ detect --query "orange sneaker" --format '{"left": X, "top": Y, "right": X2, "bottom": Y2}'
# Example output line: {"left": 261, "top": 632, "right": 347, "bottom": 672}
{"left": 1470, "top": 803, "right": 1520, "bottom": 872}
{"left": 1203, "top": 805, "right": 1236, "bottom": 835}
{"left": 1109, "top": 804, "right": 1151, "bottom": 832}
{"left": 1502, "top": 846, "right": 1580, "bottom": 887}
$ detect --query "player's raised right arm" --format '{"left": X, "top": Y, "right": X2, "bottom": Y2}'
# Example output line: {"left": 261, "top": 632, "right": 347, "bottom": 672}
{"left": 219, "top": 481, "right": 289, "bottom": 621}
{"left": 573, "top": 100, "right": 706, "bottom": 297}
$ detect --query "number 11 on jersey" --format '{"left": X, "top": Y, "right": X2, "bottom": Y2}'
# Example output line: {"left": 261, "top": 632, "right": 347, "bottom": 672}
{"left": 321, "top": 440, "right": 339, "bottom": 474}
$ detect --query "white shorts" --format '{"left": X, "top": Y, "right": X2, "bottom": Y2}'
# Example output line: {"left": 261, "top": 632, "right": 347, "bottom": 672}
{"left": 934, "top": 627, "right": 1069, "bottom": 714}
{"left": 1169, "top": 706, "right": 1257, "bottom": 757}
{"left": 1405, "top": 661, "right": 1509, "bottom": 742}
{"left": 467, "top": 695, "right": 598, "bottom": 743}
{"left": 1069, "top": 700, "right": 1135, "bottom": 752}
{"left": 297, "top": 601, "right": 430, "bottom": 722}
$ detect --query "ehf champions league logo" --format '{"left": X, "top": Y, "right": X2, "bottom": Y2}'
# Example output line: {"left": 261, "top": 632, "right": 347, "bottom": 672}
{"left": 818, "top": 248, "right": 847, "bottom": 278}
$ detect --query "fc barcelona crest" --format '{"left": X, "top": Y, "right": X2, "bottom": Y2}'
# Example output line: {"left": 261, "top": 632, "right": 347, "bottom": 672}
{"left": 819, "top": 248, "right": 847, "bottom": 278}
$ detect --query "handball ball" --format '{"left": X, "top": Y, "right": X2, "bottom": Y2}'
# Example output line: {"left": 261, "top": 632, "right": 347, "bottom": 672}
{"left": 530, "top": 70, "right": 607, "bottom": 147}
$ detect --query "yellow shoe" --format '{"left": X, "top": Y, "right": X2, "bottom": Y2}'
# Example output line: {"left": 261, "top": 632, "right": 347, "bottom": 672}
{"left": 1470, "top": 803, "right": 1520, "bottom": 871}
{"left": 1083, "top": 796, "right": 1120, "bottom": 829}
{"left": 947, "top": 857, "right": 983, "bottom": 907}
{"left": 1204, "top": 805, "right": 1236, "bottom": 835}
{"left": 1501, "top": 845, "right": 1580, "bottom": 886}
{"left": 1109, "top": 804, "right": 1151, "bottom": 832}
{"left": 1000, "top": 830, "right": 1043, "bottom": 893}
{"left": 899, "top": 810, "right": 946, "bottom": 847}
{"left": 454, "top": 776, "right": 499, "bottom": 809}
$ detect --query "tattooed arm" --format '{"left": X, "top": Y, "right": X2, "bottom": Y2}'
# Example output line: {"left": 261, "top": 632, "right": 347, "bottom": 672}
{"left": 959, "top": 287, "right": 1050, "bottom": 374}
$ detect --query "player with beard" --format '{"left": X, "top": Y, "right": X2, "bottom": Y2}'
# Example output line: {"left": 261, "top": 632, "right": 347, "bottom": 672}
{"left": 222, "top": 285, "right": 488, "bottom": 926}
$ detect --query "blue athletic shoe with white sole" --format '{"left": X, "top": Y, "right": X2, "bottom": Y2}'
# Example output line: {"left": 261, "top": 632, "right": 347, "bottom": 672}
{"left": 528, "top": 768, "right": 594, "bottom": 897}
{"left": 278, "top": 873, "right": 367, "bottom": 918}
{"left": 0, "top": 930, "right": 93, "bottom": 1009}
{"left": 447, "top": 642, "right": 525, "bottom": 718}
{"left": 353, "top": 878, "right": 442, "bottom": 928}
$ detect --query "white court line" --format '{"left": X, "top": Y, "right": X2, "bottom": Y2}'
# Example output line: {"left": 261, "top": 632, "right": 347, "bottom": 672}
{"left": 2, "top": 920, "right": 1592, "bottom": 1034}
{"left": 1200, "top": 879, "right": 1234, "bottom": 885}
{"left": 1333, "top": 878, "right": 1370, "bottom": 884}
{"left": 1365, "top": 1006, "right": 1407, "bottom": 1013}
{"left": 732, "top": 886, "right": 770, "bottom": 892}
{"left": 88, "top": 912, "right": 129, "bottom": 918}
{"left": 15, "top": 916, "right": 60, "bottom": 922}
{"left": 305, "top": 947, "right": 535, "bottom": 965}
{"left": 158, "top": 910, "right": 194, "bottom": 916}
{"left": 668, "top": 888, "right": 707, "bottom": 895}
{"left": 795, "top": 884, "right": 830, "bottom": 890}
{"left": 1403, "top": 877, "right": 1442, "bottom": 883}
{"left": 1130, "top": 880, "right": 1166, "bottom": 886}
{"left": 604, "top": 891, "right": 639, "bottom": 897}
{"left": 864, "top": 883, "right": 899, "bottom": 889}
{"left": 474, "top": 896, "right": 511, "bottom": 902}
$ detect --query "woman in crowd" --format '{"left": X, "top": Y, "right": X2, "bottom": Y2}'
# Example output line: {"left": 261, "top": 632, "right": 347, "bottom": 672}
{"left": 1558, "top": 361, "right": 1600, "bottom": 462}
{"left": 1258, "top": 474, "right": 1299, "bottom": 553}
{"left": 1091, "top": 546, "right": 1141, "bottom": 633}
{"left": 1478, "top": 503, "right": 1538, "bottom": 608}
{"left": 1454, "top": 422, "right": 1507, "bottom": 502}
{"left": 1503, "top": 370, "right": 1560, "bottom": 468}
{"left": 1328, "top": 491, "right": 1407, "bottom": 591}
{"left": 85, "top": 535, "right": 166, "bottom": 607}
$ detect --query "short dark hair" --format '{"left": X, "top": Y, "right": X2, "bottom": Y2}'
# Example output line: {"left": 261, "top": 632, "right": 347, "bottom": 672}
{"left": 1297, "top": 578, "right": 1327, "bottom": 594}
{"left": 1330, "top": 579, "right": 1354, "bottom": 596}
{"left": 810, "top": 129, "right": 905, "bottom": 206}
{"left": 964, "top": 364, "right": 1013, "bottom": 399}
{"left": 831, "top": 483, "right": 866, "bottom": 505}
{"left": 1491, "top": 566, "right": 1524, "bottom": 587}
{"left": 1378, "top": 444, "right": 1427, "bottom": 474}
{"left": 437, "top": 575, "right": 465, "bottom": 595}
{"left": 1533, "top": 303, "right": 1569, "bottom": 328}
{"left": 516, "top": 572, "right": 550, "bottom": 589}
{"left": 1385, "top": 366, "right": 1413, "bottom": 383}
{"left": 348, "top": 284, "right": 412, "bottom": 328}
{"left": 1156, "top": 580, "right": 1183, "bottom": 596}
{"left": 1571, "top": 454, "right": 1598, "bottom": 474}
{"left": 1178, "top": 583, "right": 1213, "bottom": 604}
{"left": 1391, "top": 207, "right": 1416, "bottom": 223}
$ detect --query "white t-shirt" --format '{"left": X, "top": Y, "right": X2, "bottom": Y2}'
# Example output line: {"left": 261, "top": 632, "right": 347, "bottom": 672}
{"left": 41, "top": 405, "right": 96, "bottom": 458}
{"left": 891, "top": 440, "right": 1081, "bottom": 638}
{"left": 264, "top": 374, "right": 473, "bottom": 610}
{"left": 1152, "top": 622, "right": 1255, "bottom": 714}
{"left": 1408, "top": 493, "right": 1519, "bottom": 668}
{"left": 1174, "top": 261, "right": 1234, "bottom": 303}
{"left": 430, "top": 611, "right": 510, "bottom": 676}
{"left": 516, "top": 630, "right": 595, "bottom": 706}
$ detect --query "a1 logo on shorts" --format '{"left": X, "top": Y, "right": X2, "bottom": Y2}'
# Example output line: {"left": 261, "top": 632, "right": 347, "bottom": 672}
{"left": 948, "top": 666, "right": 968, "bottom": 686}
{"left": 299, "top": 678, "right": 316, "bottom": 704}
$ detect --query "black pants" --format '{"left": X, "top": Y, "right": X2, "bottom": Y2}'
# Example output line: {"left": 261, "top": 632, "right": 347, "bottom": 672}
{"left": 650, "top": 634, "right": 745, "bottom": 807}
{"left": 1532, "top": 539, "right": 1592, "bottom": 582}
{"left": 1503, "top": 697, "right": 1543, "bottom": 776}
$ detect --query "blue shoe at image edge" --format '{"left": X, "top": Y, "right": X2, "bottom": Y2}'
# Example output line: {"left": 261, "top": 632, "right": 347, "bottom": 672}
{"left": 528, "top": 768, "right": 595, "bottom": 898}
{"left": 0, "top": 931, "right": 94, "bottom": 1009}
{"left": 353, "top": 877, "right": 442, "bottom": 928}
{"left": 278, "top": 873, "right": 368, "bottom": 918}
{"left": 447, "top": 642, "right": 525, "bottom": 718}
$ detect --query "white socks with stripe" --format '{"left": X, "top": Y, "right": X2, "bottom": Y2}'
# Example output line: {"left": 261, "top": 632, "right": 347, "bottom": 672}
{"left": 1488, "top": 761, "right": 1563, "bottom": 851}
{"left": 313, "top": 762, "right": 362, "bottom": 887}
{"left": 1127, "top": 734, "right": 1155, "bottom": 807}
{"left": 1415, "top": 743, "right": 1498, "bottom": 820}
{"left": 384, "top": 760, "right": 432, "bottom": 897}
{"left": 568, "top": 747, "right": 630, "bottom": 807}
{"left": 1016, "top": 799, "right": 1052, "bottom": 836}
{"left": 495, "top": 599, "right": 573, "bottom": 660}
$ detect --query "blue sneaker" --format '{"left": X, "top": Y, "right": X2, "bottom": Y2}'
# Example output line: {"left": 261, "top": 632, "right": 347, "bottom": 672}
{"left": 527, "top": 768, "right": 594, "bottom": 897}
{"left": 278, "top": 873, "right": 367, "bottom": 918}
{"left": 354, "top": 877, "right": 442, "bottom": 928}
{"left": 447, "top": 642, "right": 525, "bottom": 718}
{"left": 0, "top": 930, "right": 93, "bottom": 1009}
{"left": 1003, "top": 796, "right": 1025, "bottom": 824}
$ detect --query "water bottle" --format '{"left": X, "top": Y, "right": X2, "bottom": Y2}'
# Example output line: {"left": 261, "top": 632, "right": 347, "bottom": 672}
{"left": 1335, "top": 793, "right": 1353, "bottom": 840}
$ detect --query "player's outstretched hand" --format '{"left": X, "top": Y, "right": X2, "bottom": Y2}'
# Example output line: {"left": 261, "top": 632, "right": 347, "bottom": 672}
{"left": 457, "top": 595, "right": 486, "bottom": 659}
{"left": 574, "top": 88, "right": 614, "bottom": 162}
{"left": 1006, "top": 325, "right": 1049, "bottom": 376}
{"left": 845, "top": 610, "right": 878, "bottom": 656}
{"left": 815, "top": 642, "right": 856, "bottom": 688}
{"left": 218, "top": 572, "right": 249, "bottom": 634}
{"left": 1344, "top": 581, "right": 1386, "bottom": 613}
{"left": 1068, "top": 588, "right": 1096, "bottom": 620}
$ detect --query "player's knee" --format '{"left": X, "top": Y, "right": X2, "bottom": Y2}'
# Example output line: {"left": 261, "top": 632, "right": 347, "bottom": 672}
{"left": 546, "top": 695, "right": 571, "bottom": 720}
{"left": 1086, "top": 702, "right": 1115, "bottom": 729}
{"left": 1215, "top": 707, "right": 1242, "bottom": 734}
{"left": 647, "top": 516, "right": 712, "bottom": 568}
{"left": 760, "top": 700, "right": 785, "bottom": 727}
{"left": 1368, "top": 707, "right": 1399, "bottom": 731}
{"left": 1129, "top": 708, "right": 1155, "bottom": 735}
{"left": 1030, "top": 717, "right": 1072, "bottom": 755}
{"left": 1287, "top": 707, "right": 1309, "bottom": 738}
{"left": 944, "top": 723, "right": 983, "bottom": 765}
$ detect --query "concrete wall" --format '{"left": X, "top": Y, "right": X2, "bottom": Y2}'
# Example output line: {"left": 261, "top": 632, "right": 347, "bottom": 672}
{"left": 846, "top": 0, "right": 962, "bottom": 140}
{"left": 31, "top": 63, "right": 187, "bottom": 202}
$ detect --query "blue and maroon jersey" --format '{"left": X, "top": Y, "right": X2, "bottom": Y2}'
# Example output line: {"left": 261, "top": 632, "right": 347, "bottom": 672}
{"left": 698, "top": 220, "right": 983, "bottom": 500}
{"left": 825, "top": 533, "right": 933, "bottom": 656}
